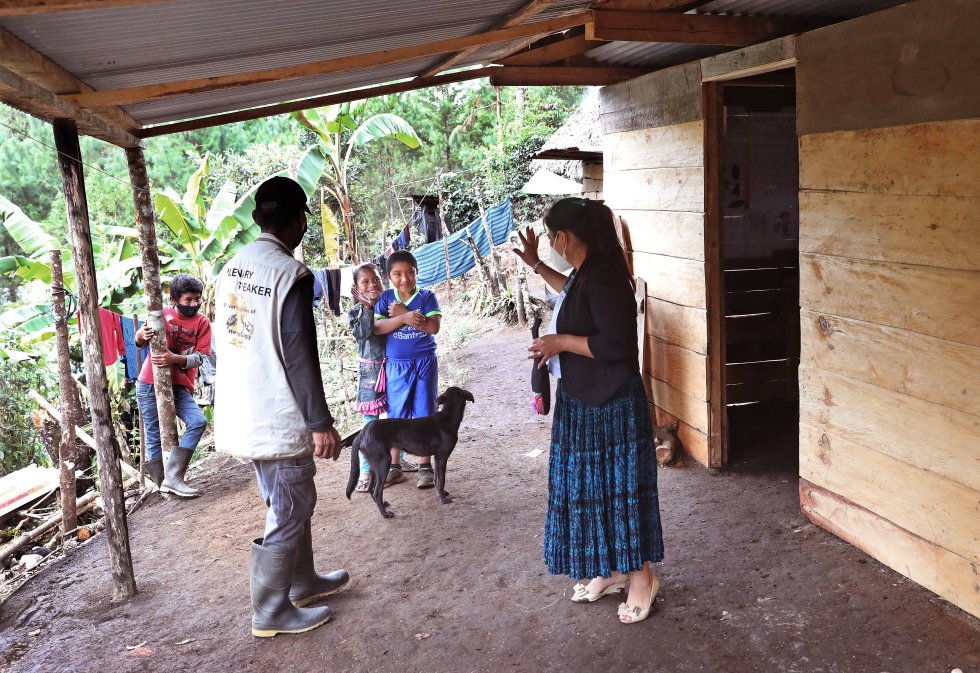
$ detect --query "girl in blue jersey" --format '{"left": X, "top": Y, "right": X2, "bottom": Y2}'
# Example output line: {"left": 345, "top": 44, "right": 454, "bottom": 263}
{"left": 373, "top": 250, "right": 442, "bottom": 489}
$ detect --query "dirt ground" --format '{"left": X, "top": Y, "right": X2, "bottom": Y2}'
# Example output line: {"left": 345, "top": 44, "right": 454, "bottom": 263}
{"left": 1, "top": 325, "right": 977, "bottom": 673}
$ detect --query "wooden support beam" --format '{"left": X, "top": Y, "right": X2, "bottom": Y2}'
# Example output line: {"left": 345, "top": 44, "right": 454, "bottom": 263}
{"left": 594, "top": 0, "right": 713, "bottom": 10}
{"left": 0, "top": 0, "right": 166, "bottom": 16}
{"left": 500, "top": 31, "right": 606, "bottom": 66}
{"left": 0, "top": 66, "right": 141, "bottom": 147}
{"left": 126, "top": 145, "right": 178, "bottom": 457}
{"left": 0, "top": 27, "right": 139, "bottom": 132}
{"left": 587, "top": 10, "right": 820, "bottom": 46}
{"left": 702, "top": 80, "right": 725, "bottom": 465}
{"left": 67, "top": 12, "right": 590, "bottom": 109}
{"left": 137, "top": 68, "right": 493, "bottom": 138}
{"left": 417, "top": 0, "right": 566, "bottom": 78}
{"left": 53, "top": 118, "right": 137, "bottom": 600}
{"left": 49, "top": 250, "right": 78, "bottom": 536}
{"left": 489, "top": 65, "right": 649, "bottom": 86}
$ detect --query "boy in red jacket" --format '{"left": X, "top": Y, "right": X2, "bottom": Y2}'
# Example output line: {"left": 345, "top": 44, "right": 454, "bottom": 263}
{"left": 135, "top": 273, "right": 212, "bottom": 497}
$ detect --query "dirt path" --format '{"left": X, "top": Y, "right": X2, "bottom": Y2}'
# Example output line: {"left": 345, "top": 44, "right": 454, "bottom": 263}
{"left": 1, "top": 325, "right": 977, "bottom": 673}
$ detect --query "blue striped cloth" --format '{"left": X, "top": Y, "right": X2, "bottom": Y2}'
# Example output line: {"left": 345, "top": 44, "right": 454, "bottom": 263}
{"left": 544, "top": 374, "right": 665, "bottom": 579}
{"left": 415, "top": 199, "right": 514, "bottom": 287}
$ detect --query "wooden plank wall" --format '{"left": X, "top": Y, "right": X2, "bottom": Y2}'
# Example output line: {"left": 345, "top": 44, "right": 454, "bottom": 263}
{"left": 795, "top": 0, "right": 980, "bottom": 619}
{"left": 600, "top": 62, "right": 717, "bottom": 466}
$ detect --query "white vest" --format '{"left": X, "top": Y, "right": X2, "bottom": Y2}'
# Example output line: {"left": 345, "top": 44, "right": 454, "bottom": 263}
{"left": 213, "top": 233, "right": 313, "bottom": 460}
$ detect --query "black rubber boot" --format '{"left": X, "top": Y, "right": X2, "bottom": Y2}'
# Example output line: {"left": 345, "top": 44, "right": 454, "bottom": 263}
{"left": 251, "top": 539, "right": 332, "bottom": 637}
{"left": 160, "top": 447, "right": 201, "bottom": 498}
{"left": 144, "top": 459, "right": 164, "bottom": 488}
{"left": 289, "top": 521, "right": 350, "bottom": 607}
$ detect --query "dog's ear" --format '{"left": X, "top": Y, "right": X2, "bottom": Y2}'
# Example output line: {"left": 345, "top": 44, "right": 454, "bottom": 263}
{"left": 436, "top": 392, "right": 447, "bottom": 407}
{"left": 463, "top": 390, "right": 475, "bottom": 403}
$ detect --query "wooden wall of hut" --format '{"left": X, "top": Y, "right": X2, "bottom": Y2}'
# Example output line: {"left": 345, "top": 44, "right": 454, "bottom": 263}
{"left": 794, "top": 0, "right": 980, "bottom": 619}
{"left": 600, "top": 62, "right": 717, "bottom": 466}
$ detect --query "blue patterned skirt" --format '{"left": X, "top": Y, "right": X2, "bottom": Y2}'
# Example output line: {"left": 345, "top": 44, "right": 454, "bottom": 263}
{"left": 544, "top": 373, "right": 665, "bottom": 579}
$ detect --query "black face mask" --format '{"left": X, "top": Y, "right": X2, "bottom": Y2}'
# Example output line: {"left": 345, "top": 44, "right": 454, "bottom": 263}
{"left": 175, "top": 304, "right": 200, "bottom": 318}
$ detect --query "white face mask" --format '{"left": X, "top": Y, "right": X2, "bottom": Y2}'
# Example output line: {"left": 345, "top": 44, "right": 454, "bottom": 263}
{"left": 548, "top": 231, "right": 568, "bottom": 265}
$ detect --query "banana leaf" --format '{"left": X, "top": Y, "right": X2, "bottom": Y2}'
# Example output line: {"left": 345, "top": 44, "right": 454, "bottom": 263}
{"left": 349, "top": 113, "right": 421, "bottom": 149}
{"left": 320, "top": 190, "right": 340, "bottom": 267}
{"left": 182, "top": 153, "right": 209, "bottom": 227}
{"left": 0, "top": 195, "right": 57, "bottom": 257}
{"left": 154, "top": 188, "right": 196, "bottom": 251}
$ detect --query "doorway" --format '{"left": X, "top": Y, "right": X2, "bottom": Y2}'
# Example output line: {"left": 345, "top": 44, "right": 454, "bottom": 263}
{"left": 711, "top": 72, "right": 801, "bottom": 464}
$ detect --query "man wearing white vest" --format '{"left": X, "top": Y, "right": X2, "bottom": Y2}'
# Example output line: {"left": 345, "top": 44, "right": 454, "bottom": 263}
{"left": 214, "top": 176, "right": 349, "bottom": 637}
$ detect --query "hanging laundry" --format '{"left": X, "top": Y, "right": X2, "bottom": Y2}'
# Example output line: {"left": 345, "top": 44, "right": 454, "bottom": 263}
{"left": 410, "top": 195, "right": 443, "bottom": 243}
{"left": 119, "top": 316, "right": 148, "bottom": 381}
{"left": 339, "top": 266, "right": 354, "bottom": 298}
{"left": 97, "top": 308, "right": 126, "bottom": 367}
{"left": 415, "top": 198, "right": 514, "bottom": 287}
{"left": 326, "top": 269, "right": 341, "bottom": 316}
{"left": 309, "top": 267, "right": 342, "bottom": 315}
{"left": 393, "top": 224, "right": 411, "bottom": 251}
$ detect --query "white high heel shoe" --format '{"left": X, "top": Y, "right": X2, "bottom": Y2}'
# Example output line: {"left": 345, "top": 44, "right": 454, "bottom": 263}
{"left": 617, "top": 573, "right": 660, "bottom": 624}
{"left": 570, "top": 574, "right": 628, "bottom": 603}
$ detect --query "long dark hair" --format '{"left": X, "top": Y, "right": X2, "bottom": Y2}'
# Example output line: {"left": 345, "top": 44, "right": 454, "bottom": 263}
{"left": 543, "top": 198, "right": 633, "bottom": 287}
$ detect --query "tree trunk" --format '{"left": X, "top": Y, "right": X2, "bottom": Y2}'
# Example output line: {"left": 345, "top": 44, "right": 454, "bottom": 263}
{"left": 463, "top": 231, "right": 493, "bottom": 290}
{"left": 474, "top": 191, "right": 504, "bottom": 296}
{"left": 54, "top": 118, "right": 136, "bottom": 600}
{"left": 436, "top": 175, "right": 452, "bottom": 302}
{"left": 50, "top": 249, "right": 78, "bottom": 535}
{"left": 125, "top": 146, "right": 178, "bottom": 459}
{"left": 515, "top": 271, "right": 528, "bottom": 327}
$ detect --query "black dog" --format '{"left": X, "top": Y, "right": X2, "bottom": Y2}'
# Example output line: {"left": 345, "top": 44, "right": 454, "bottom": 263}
{"left": 345, "top": 386, "right": 475, "bottom": 518}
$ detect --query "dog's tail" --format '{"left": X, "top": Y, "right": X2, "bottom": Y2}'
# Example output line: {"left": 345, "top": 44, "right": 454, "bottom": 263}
{"left": 345, "top": 435, "right": 360, "bottom": 500}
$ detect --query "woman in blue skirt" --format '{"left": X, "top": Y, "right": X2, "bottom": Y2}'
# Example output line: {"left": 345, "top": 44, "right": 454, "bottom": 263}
{"left": 513, "top": 198, "right": 665, "bottom": 624}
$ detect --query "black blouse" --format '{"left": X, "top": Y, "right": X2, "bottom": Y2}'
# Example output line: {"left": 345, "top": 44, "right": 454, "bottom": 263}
{"left": 555, "top": 255, "right": 640, "bottom": 407}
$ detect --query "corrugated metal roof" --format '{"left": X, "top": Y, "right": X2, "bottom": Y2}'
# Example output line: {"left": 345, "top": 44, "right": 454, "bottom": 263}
{"left": 694, "top": 0, "right": 909, "bottom": 18}
{"left": 0, "top": 0, "right": 914, "bottom": 132}
{"left": 586, "top": 41, "right": 726, "bottom": 67}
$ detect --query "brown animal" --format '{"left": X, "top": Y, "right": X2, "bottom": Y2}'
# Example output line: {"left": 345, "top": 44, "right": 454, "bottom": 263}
{"left": 654, "top": 421, "right": 681, "bottom": 465}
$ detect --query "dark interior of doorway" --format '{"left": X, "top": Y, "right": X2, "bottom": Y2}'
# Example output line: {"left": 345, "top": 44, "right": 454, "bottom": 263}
{"left": 718, "top": 71, "right": 800, "bottom": 465}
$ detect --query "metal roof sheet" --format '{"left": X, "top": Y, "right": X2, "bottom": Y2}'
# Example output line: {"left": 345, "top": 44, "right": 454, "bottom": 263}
{"left": 694, "top": 0, "right": 910, "bottom": 18}
{"left": 0, "top": 0, "right": 916, "bottom": 132}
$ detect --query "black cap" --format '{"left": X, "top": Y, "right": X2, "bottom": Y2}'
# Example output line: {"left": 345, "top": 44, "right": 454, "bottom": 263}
{"left": 254, "top": 176, "right": 312, "bottom": 218}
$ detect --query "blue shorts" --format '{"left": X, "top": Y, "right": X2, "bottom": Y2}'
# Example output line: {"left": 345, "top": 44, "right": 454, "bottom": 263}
{"left": 386, "top": 353, "right": 438, "bottom": 419}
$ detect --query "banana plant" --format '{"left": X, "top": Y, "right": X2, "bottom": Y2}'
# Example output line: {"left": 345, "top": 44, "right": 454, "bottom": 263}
{"left": 0, "top": 195, "right": 146, "bottom": 354}
{"left": 292, "top": 101, "right": 421, "bottom": 264}
{"left": 152, "top": 146, "right": 326, "bottom": 316}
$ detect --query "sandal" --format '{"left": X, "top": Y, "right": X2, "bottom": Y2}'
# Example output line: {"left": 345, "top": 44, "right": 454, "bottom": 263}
{"left": 618, "top": 574, "right": 660, "bottom": 624}
{"left": 354, "top": 474, "right": 371, "bottom": 493}
{"left": 570, "top": 574, "right": 627, "bottom": 603}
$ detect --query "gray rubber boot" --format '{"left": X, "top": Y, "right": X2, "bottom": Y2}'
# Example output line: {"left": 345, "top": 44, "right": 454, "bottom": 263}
{"left": 144, "top": 459, "right": 164, "bottom": 488}
{"left": 160, "top": 447, "right": 201, "bottom": 498}
{"left": 289, "top": 521, "right": 350, "bottom": 607}
{"left": 251, "top": 539, "right": 332, "bottom": 637}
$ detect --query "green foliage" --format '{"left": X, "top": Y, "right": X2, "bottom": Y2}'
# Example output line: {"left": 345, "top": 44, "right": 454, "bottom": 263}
{"left": 0, "top": 332, "right": 57, "bottom": 476}
{"left": 292, "top": 102, "right": 422, "bottom": 263}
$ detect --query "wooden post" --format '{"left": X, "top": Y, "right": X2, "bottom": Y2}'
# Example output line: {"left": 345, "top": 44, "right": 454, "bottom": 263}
{"left": 436, "top": 174, "right": 452, "bottom": 302}
{"left": 702, "top": 81, "right": 726, "bottom": 467}
{"left": 52, "top": 118, "right": 136, "bottom": 600}
{"left": 463, "top": 230, "right": 493, "bottom": 289}
{"left": 474, "top": 190, "right": 505, "bottom": 295}
{"left": 50, "top": 249, "right": 78, "bottom": 536}
{"left": 515, "top": 271, "right": 528, "bottom": 327}
{"left": 125, "top": 145, "right": 178, "bottom": 458}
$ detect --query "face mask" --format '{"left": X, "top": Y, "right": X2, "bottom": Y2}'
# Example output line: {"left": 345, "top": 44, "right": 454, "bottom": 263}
{"left": 176, "top": 304, "right": 200, "bottom": 318}
{"left": 548, "top": 231, "right": 568, "bottom": 266}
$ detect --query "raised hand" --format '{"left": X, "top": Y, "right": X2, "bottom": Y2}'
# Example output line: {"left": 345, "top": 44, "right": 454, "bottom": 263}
{"left": 511, "top": 226, "right": 541, "bottom": 268}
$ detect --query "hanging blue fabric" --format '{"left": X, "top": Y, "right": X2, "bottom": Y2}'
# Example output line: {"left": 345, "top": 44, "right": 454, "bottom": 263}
{"left": 119, "top": 316, "right": 148, "bottom": 380}
{"left": 415, "top": 198, "right": 514, "bottom": 287}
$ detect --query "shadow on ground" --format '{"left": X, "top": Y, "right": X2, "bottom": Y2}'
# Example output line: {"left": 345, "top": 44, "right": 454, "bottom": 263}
{"left": 1, "top": 326, "right": 977, "bottom": 673}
